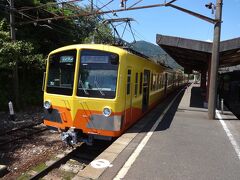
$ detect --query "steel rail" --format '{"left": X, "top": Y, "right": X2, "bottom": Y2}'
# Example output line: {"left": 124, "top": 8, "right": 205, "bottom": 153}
{"left": 0, "top": 122, "right": 43, "bottom": 136}
{"left": 29, "top": 145, "right": 83, "bottom": 180}
{"left": 29, "top": 141, "right": 112, "bottom": 179}
{"left": 0, "top": 127, "right": 48, "bottom": 147}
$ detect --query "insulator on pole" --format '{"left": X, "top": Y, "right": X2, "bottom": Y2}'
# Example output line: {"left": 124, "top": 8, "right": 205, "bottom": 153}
{"left": 120, "top": 0, "right": 127, "bottom": 8}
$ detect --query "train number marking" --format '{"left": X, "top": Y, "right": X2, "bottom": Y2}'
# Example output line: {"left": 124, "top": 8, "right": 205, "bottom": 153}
{"left": 90, "top": 159, "right": 113, "bottom": 169}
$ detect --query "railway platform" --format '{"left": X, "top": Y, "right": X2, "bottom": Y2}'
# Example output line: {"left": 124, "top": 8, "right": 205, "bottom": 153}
{"left": 73, "top": 84, "right": 240, "bottom": 180}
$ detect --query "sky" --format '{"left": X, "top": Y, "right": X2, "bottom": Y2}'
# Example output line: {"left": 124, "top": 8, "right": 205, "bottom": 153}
{"left": 91, "top": 0, "right": 240, "bottom": 45}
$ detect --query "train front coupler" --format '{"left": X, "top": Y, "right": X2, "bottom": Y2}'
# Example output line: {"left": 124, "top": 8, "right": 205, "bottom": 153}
{"left": 61, "top": 127, "right": 77, "bottom": 147}
{"left": 61, "top": 127, "right": 93, "bottom": 146}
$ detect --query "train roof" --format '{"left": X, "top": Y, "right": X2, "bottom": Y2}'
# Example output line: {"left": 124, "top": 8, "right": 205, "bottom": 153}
{"left": 49, "top": 43, "right": 172, "bottom": 69}
{"left": 49, "top": 44, "right": 126, "bottom": 54}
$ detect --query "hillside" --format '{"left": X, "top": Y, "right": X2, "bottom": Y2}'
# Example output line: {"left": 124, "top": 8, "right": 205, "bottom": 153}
{"left": 131, "top": 41, "right": 182, "bottom": 69}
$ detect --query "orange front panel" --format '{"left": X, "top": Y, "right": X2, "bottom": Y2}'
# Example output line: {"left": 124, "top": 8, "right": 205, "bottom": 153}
{"left": 73, "top": 109, "right": 124, "bottom": 137}
{"left": 43, "top": 105, "right": 73, "bottom": 130}
{"left": 44, "top": 120, "right": 65, "bottom": 129}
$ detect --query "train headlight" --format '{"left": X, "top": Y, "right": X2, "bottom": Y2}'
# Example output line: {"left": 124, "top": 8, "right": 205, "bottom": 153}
{"left": 44, "top": 100, "right": 52, "bottom": 110}
{"left": 103, "top": 107, "right": 112, "bottom": 117}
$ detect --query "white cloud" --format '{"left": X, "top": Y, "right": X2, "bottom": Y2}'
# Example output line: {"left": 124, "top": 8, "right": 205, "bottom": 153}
{"left": 205, "top": 39, "right": 212, "bottom": 42}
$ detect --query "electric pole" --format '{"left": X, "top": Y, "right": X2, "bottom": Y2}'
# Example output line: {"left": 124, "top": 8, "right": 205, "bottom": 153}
{"left": 10, "top": 0, "right": 20, "bottom": 110}
{"left": 90, "top": 0, "right": 93, "bottom": 12}
{"left": 208, "top": 0, "right": 223, "bottom": 119}
{"left": 10, "top": 0, "right": 16, "bottom": 41}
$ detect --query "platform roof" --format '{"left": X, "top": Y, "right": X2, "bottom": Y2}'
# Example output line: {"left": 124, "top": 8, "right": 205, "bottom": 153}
{"left": 156, "top": 34, "right": 240, "bottom": 71}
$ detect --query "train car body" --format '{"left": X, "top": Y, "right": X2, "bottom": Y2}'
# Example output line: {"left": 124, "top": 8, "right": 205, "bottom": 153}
{"left": 43, "top": 44, "right": 185, "bottom": 145}
{"left": 219, "top": 71, "right": 240, "bottom": 118}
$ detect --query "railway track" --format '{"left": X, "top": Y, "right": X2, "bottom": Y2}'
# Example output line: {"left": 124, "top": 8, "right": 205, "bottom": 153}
{"left": 0, "top": 122, "right": 43, "bottom": 136}
{"left": 0, "top": 123, "right": 48, "bottom": 147}
{"left": 29, "top": 140, "right": 112, "bottom": 180}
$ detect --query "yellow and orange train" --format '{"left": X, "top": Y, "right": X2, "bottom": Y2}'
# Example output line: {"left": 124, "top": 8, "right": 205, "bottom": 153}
{"left": 43, "top": 44, "right": 186, "bottom": 145}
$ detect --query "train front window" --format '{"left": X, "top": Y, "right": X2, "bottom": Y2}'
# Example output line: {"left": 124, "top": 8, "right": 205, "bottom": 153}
{"left": 77, "top": 49, "right": 119, "bottom": 99}
{"left": 46, "top": 50, "right": 76, "bottom": 95}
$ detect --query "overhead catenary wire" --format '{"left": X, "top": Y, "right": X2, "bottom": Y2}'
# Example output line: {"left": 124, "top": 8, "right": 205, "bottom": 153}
{"left": 17, "top": 1, "right": 178, "bottom": 25}
{"left": 6, "top": 0, "right": 178, "bottom": 44}
{"left": 1, "top": 4, "right": 79, "bottom": 37}
{"left": 2, "top": 0, "right": 168, "bottom": 64}
{"left": 2, "top": 0, "right": 166, "bottom": 43}
{"left": 89, "top": 0, "right": 142, "bottom": 43}
{"left": 15, "top": 1, "right": 89, "bottom": 35}
{"left": 18, "top": 0, "right": 83, "bottom": 12}
{"left": 128, "top": 0, "right": 144, "bottom": 9}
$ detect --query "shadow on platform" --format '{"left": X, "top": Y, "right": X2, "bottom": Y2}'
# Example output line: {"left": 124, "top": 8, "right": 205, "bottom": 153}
{"left": 156, "top": 90, "right": 184, "bottom": 131}
{"left": 126, "top": 88, "right": 185, "bottom": 134}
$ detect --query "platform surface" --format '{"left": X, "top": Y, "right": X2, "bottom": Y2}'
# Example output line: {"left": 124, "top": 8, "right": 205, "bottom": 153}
{"left": 99, "top": 84, "right": 240, "bottom": 180}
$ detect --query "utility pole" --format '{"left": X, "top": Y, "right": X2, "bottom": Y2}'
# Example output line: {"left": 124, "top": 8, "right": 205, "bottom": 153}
{"left": 10, "top": 0, "right": 20, "bottom": 110}
{"left": 10, "top": 0, "right": 16, "bottom": 41}
{"left": 208, "top": 0, "right": 223, "bottom": 119}
{"left": 90, "top": 0, "right": 93, "bottom": 12}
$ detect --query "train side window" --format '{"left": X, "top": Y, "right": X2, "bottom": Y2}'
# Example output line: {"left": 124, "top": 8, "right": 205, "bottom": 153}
{"left": 135, "top": 73, "right": 138, "bottom": 96}
{"left": 168, "top": 74, "right": 170, "bottom": 85}
{"left": 155, "top": 74, "right": 158, "bottom": 90}
{"left": 160, "top": 74, "right": 162, "bottom": 88}
{"left": 140, "top": 72, "right": 143, "bottom": 94}
{"left": 153, "top": 74, "right": 156, "bottom": 91}
{"left": 159, "top": 74, "right": 161, "bottom": 89}
{"left": 159, "top": 75, "right": 161, "bottom": 88}
{"left": 161, "top": 74, "right": 164, "bottom": 88}
{"left": 127, "top": 69, "right": 131, "bottom": 95}
{"left": 151, "top": 73, "right": 153, "bottom": 91}
{"left": 162, "top": 74, "right": 165, "bottom": 88}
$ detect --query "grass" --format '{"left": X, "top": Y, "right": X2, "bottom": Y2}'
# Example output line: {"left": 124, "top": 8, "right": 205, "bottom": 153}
{"left": 17, "top": 173, "right": 31, "bottom": 180}
{"left": 17, "top": 162, "right": 47, "bottom": 180}
{"left": 61, "top": 170, "right": 77, "bottom": 180}
{"left": 31, "top": 162, "right": 47, "bottom": 172}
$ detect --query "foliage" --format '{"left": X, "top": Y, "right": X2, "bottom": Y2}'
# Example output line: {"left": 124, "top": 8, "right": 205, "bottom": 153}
{"left": 0, "top": 0, "right": 113, "bottom": 54}
{"left": 84, "top": 21, "right": 114, "bottom": 44}
{"left": 0, "top": 20, "right": 44, "bottom": 70}
{"left": 0, "top": 19, "right": 44, "bottom": 110}
{"left": 13, "top": 2, "right": 113, "bottom": 55}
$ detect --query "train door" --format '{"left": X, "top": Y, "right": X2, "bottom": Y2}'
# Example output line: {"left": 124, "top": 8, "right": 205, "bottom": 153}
{"left": 142, "top": 70, "right": 150, "bottom": 112}
{"left": 125, "top": 68, "right": 132, "bottom": 125}
{"left": 164, "top": 73, "right": 168, "bottom": 95}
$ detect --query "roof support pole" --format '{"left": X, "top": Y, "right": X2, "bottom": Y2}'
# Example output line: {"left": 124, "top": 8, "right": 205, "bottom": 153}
{"left": 208, "top": 0, "right": 223, "bottom": 119}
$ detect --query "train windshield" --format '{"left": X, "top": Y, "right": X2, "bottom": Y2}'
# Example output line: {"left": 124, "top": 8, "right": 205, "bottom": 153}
{"left": 46, "top": 50, "right": 76, "bottom": 95}
{"left": 77, "top": 49, "right": 119, "bottom": 99}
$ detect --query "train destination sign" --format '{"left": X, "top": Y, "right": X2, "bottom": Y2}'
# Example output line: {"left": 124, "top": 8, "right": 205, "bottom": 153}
{"left": 60, "top": 56, "right": 74, "bottom": 63}
{"left": 81, "top": 55, "right": 109, "bottom": 64}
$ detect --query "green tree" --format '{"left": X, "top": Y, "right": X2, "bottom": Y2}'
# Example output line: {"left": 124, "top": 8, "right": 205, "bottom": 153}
{"left": 0, "top": 19, "right": 44, "bottom": 110}
{"left": 9, "top": 1, "right": 113, "bottom": 55}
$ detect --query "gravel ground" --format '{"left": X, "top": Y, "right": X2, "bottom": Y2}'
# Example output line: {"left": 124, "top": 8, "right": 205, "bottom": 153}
{"left": 1, "top": 129, "right": 68, "bottom": 179}
{"left": 0, "top": 107, "right": 44, "bottom": 132}
{"left": 0, "top": 107, "right": 68, "bottom": 179}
